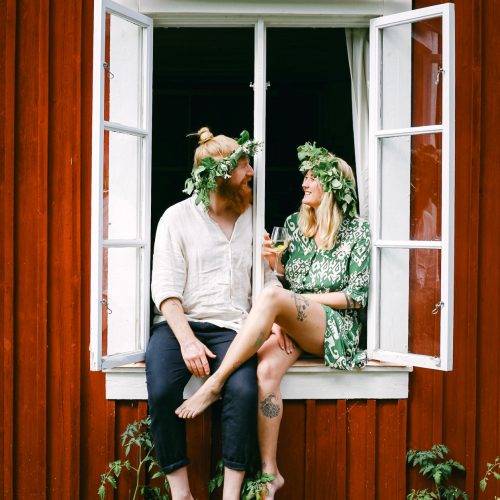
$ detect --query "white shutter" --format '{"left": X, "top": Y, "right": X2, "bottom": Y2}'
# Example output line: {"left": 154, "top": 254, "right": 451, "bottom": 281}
{"left": 367, "top": 4, "right": 455, "bottom": 370}
{"left": 90, "top": 0, "right": 153, "bottom": 370}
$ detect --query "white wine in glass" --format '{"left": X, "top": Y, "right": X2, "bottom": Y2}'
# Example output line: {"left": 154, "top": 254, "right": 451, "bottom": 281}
{"left": 270, "top": 226, "right": 289, "bottom": 276}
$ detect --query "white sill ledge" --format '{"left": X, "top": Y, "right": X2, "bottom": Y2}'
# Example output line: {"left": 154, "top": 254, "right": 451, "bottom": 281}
{"left": 104, "top": 359, "right": 411, "bottom": 400}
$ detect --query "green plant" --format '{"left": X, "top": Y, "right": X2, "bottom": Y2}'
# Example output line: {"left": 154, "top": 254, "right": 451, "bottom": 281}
{"left": 480, "top": 456, "right": 500, "bottom": 498}
{"left": 209, "top": 460, "right": 275, "bottom": 499}
{"left": 407, "top": 444, "right": 468, "bottom": 500}
{"left": 98, "top": 416, "right": 170, "bottom": 500}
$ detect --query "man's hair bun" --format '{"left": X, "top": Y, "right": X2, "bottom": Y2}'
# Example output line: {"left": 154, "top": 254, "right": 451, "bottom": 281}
{"left": 197, "top": 127, "right": 214, "bottom": 144}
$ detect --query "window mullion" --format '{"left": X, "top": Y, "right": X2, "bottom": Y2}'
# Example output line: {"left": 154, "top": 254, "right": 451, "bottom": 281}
{"left": 252, "top": 18, "right": 267, "bottom": 303}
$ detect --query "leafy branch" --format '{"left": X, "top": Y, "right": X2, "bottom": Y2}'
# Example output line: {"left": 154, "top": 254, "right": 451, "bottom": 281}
{"left": 97, "top": 416, "right": 170, "bottom": 500}
{"left": 209, "top": 460, "right": 275, "bottom": 499}
{"left": 407, "top": 445, "right": 468, "bottom": 500}
{"left": 479, "top": 456, "right": 500, "bottom": 498}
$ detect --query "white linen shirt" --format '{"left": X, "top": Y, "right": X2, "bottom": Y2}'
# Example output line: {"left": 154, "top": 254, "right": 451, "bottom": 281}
{"left": 151, "top": 196, "right": 279, "bottom": 332}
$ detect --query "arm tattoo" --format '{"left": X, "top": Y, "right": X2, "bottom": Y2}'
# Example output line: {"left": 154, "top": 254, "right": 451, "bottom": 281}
{"left": 260, "top": 393, "right": 280, "bottom": 418}
{"left": 291, "top": 292, "right": 309, "bottom": 322}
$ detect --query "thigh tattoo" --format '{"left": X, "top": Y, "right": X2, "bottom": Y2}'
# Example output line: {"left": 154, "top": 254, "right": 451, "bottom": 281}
{"left": 291, "top": 292, "right": 310, "bottom": 322}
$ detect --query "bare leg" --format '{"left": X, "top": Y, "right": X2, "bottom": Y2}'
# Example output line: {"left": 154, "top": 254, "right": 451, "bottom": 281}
{"left": 166, "top": 466, "right": 194, "bottom": 500}
{"left": 222, "top": 467, "right": 245, "bottom": 500}
{"left": 257, "top": 336, "right": 301, "bottom": 499}
{"left": 176, "top": 287, "right": 325, "bottom": 418}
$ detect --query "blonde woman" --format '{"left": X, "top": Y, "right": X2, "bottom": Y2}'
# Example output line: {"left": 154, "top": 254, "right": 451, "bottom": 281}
{"left": 176, "top": 142, "right": 370, "bottom": 498}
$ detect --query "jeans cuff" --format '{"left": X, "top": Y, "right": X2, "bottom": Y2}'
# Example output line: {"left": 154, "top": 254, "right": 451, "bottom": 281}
{"left": 162, "top": 458, "right": 190, "bottom": 475}
{"left": 223, "top": 458, "right": 248, "bottom": 471}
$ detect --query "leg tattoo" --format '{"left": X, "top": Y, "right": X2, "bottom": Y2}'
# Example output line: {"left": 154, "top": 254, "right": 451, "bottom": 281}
{"left": 291, "top": 292, "right": 310, "bottom": 322}
{"left": 260, "top": 393, "right": 281, "bottom": 418}
{"left": 254, "top": 331, "right": 267, "bottom": 349}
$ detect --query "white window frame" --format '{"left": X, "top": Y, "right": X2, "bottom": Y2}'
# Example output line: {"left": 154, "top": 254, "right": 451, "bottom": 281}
{"left": 88, "top": 0, "right": 458, "bottom": 398}
{"left": 90, "top": 0, "right": 153, "bottom": 370}
{"left": 367, "top": 3, "right": 455, "bottom": 371}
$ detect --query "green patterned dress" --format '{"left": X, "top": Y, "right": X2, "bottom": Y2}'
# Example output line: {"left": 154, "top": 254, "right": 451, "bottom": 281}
{"left": 282, "top": 213, "right": 371, "bottom": 370}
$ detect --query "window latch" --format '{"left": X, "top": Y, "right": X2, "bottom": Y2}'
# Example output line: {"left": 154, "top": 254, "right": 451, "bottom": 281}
{"left": 103, "top": 62, "right": 114, "bottom": 79}
{"left": 249, "top": 81, "right": 271, "bottom": 89}
{"left": 434, "top": 66, "right": 444, "bottom": 85}
{"left": 432, "top": 301, "right": 444, "bottom": 315}
{"left": 101, "top": 298, "right": 112, "bottom": 314}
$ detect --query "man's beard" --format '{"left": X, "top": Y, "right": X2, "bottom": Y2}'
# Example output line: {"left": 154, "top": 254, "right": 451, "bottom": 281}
{"left": 217, "top": 178, "right": 253, "bottom": 214}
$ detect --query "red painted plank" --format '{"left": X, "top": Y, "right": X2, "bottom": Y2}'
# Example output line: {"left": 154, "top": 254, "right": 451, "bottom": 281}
{"left": 365, "top": 400, "right": 376, "bottom": 500}
{"left": 0, "top": 0, "right": 16, "bottom": 497}
{"left": 46, "top": 1, "right": 83, "bottom": 498}
{"left": 304, "top": 400, "right": 317, "bottom": 498}
{"left": 13, "top": 1, "right": 50, "bottom": 497}
{"left": 346, "top": 401, "right": 368, "bottom": 499}
{"left": 336, "top": 400, "right": 347, "bottom": 500}
{"left": 314, "top": 402, "right": 337, "bottom": 499}
{"left": 277, "top": 402, "right": 306, "bottom": 499}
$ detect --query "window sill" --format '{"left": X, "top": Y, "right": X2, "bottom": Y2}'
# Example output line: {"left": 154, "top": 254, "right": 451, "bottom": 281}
{"left": 104, "top": 359, "right": 411, "bottom": 400}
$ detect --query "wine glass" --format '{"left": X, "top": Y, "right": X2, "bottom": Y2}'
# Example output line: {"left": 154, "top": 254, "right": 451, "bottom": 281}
{"left": 270, "top": 226, "right": 289, "bottom": 276}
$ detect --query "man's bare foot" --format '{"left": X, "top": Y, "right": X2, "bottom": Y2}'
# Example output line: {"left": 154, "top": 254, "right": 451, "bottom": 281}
{"left": 175, "top": 375, "right": 222, "bottom": 419}
{"left": 263, "top": 473, "right": 284, "bottom": 500}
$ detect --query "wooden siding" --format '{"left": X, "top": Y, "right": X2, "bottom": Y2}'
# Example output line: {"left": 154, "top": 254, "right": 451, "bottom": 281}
{"left": 0, "top": 0, "right": 499, "bottom": 499}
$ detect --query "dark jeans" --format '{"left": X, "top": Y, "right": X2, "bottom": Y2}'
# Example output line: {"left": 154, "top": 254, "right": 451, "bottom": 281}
{"left": 145, "top": 321, "right": 258, "bottom": 474}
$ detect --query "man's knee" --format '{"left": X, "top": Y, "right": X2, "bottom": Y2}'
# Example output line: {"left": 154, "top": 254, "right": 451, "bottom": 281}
{"left": 147, "top": 377, "right": 184, "bottom": 410}
{"left": 224, "top": 372, "right": 258, "bottom": 406}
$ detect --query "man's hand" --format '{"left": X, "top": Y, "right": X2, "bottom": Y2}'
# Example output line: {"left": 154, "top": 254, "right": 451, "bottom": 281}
{"left": 270, "top": 323, "right": 294, "bottom": 355}
{"left": 180, "top": 338, "right": 216, "bottom": 377}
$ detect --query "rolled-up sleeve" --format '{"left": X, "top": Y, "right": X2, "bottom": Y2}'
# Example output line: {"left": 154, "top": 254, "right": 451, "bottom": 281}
{"left": 151, "top": 212, "right": 186, "bottom": 310}
{"left": 344, "top": 220, "right": 371, "bottom": 307}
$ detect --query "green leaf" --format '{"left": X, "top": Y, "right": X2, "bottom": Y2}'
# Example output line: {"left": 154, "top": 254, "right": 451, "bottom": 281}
{"left": 479, "top": 478, "right": 487, "bottom": 491}
{"left": 152, "top": 471, "right": 164, "bottom": 479}
{"left": 106, "top": 476, "right": 117, "bottom": 489}
{"left": 98, "top": 484, "right": 106, "bottom": 499}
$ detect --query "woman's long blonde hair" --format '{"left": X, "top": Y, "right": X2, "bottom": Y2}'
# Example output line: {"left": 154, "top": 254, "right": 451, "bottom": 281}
{"left": 298, "top": 157, "right": 356, "bottom": 250}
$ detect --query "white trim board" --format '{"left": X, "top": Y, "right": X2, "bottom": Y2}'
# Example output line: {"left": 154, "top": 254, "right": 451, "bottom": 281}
{"left": 105, "top": 364, "right": 411, "bottom": 400}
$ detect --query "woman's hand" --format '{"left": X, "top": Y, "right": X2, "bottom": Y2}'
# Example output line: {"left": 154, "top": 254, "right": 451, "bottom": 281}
{"left": 262, "top": 232, "right": 285, "bottom": 275}
{"left": 262, "top": 232, "right": 276, "bottom": 268}
{"left": 270, "top": 323, "right": 294, "bottom": 355}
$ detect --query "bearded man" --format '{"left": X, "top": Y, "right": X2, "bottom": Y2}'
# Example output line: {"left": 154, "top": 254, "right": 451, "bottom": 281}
{"left": 146, "top": 127, "right": 279, "bottom": 500}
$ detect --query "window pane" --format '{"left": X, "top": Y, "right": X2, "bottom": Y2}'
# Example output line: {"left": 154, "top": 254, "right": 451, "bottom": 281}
{"left": 379, "top": 247, "right": 441, "bottom": 357}
{"left": 265, "top": 28, "right": 354, "bottom": 230}
{"left": 380, "top": 16, "right": 443, "bottom": 129}
{"left": 380, "top": 133, "right": 442, "bottom": 241}
{"left": 103, "top": 130, "right": 141, "bottom": 240}
{"left": 104, "top": 12, "right": 143, "bottom": 128}
{"left": 102, "top": 247, "right": 142, "bottom": 356}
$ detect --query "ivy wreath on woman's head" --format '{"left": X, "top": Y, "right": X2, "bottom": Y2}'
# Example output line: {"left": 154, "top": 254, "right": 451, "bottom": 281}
{"left": 297, "top": 142, "right": 358, "bottom": 218}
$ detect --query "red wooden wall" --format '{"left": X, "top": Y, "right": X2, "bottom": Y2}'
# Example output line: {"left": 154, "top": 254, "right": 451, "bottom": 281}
{"left": 1, "top": 0, "right": 498, "bottom": 498}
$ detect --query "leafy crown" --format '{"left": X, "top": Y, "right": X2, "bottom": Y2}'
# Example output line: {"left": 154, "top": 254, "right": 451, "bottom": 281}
{"left": 183, "top": 130, "right": 262, "bottom": 208}
{"left": 298, "top": 142, "right": 358, "bottom": 218}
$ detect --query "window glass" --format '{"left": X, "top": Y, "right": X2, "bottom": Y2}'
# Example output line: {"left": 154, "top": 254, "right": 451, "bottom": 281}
{"left": 381, "top": 17, "right": 443, "bottom": 129}
{"left": 105, "top": 12, "right": 143, "bottom": 128}
{"left": 103, "top": 130, "right": 142, "bottom": 240}
{"left": 380, "top": 133, "right": 442, "bottom": 241}
{"left": 102, "top": 247, "right": 142, "bottom": 356}
{"left": 379, "top": 247, "right": 441, "bottom": 357}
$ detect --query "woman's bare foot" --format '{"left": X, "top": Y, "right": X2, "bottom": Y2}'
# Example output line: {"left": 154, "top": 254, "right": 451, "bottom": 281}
{"left": 263, "top": 472, "right": 284, "bottom": 500}
{"left": 175, "top": 375, "right": 222, "bottom": 419}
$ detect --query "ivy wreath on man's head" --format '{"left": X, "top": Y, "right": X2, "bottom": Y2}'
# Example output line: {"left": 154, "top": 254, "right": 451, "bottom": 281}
{"left": 184, "top": 130, "right": 262, "bottom": 208}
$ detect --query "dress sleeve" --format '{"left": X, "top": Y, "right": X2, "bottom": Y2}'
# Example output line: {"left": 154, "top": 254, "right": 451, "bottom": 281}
{"left": 344, "top": 220, "right": 371, "bottom": 307}
{"left": 150, "top": 211, "right": 186, "bottom": 310}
